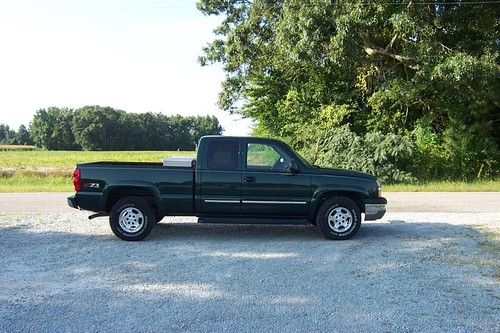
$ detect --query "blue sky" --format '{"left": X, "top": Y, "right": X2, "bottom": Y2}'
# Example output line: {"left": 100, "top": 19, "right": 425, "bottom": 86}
{"left": 0, "top": 0, "right": 253, "bottom": 135}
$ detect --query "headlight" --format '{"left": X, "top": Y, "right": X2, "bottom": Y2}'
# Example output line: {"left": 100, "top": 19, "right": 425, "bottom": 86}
{"left": 377, "top": 180, "right": 382, "bottom": 197}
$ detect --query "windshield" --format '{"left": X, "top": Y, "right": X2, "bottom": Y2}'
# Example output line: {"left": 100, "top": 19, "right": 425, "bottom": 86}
{"left": 294, "top": 150, "right": 313, "bottom": 168}
{"left": 281, "top": 142, "right": 313, "bottom": 168}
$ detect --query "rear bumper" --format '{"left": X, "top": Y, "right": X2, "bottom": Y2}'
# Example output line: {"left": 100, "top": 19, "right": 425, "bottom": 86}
{"left": 364, "top": 197, "right": 387, "bottom": 220}
{"left": 68, "top": 192, "right": 102, "bottom": 212}
{"left": 67, "top": 195, "right": 79, "bottom": 209}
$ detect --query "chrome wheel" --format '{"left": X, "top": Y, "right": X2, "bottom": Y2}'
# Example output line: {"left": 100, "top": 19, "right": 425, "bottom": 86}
{"left": 118, "top": 207, "right": 144, "bottom": 233}
{"left": 327, "top": 207, "right": 353, "bottom": 233}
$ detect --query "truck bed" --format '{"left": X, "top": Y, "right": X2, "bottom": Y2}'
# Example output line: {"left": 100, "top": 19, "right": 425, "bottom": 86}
{"left": 75, "top": 161, "right": 195, "bottom": 215}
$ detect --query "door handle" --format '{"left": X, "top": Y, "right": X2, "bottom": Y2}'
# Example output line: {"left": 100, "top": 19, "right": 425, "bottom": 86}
{"left": 244, "top": 176, "right": 256, "bottom": 183}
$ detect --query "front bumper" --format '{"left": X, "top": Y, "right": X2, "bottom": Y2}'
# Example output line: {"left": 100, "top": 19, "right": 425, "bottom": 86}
{"left": 364, "top": 197, "right": 387, "bottom": 220}
{"left": 67, "top": 195, "right": 79, "bottom": 209}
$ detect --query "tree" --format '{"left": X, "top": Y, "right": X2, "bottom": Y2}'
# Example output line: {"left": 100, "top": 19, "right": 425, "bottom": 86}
{"left": 30, "top": 107, "right": 80, "bottom": 150}
{"left": 139, "top": 112, "right": 175, "bottom": 150}
{"left": 198, "top": 0, "right": 499, "bottom": 180}
{"left": 190, "top": 115, "right": 223, "bottom": 147}
{"left": 0, "top": 124, "right": 14, "bottom": 144}
{"left": 72, "top": 106, "right": 126, "bottom": 150}
{"left": 14, "top": 125, "right": 33, "bottom": 145}
{"left": 168, "top": 115, "right": 196, "bottom": 150}
{"left": 70, "top": 107, "right": 223, "bottom": 151}
{"left": 24, "top": 105, "right": 222, "bottom": 151}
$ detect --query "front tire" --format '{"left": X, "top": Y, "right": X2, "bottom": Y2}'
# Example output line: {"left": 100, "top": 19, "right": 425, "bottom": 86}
{"left": 316, "top": 196, "right": 361, "bottom": 240}
{"left": 109, "top": 196, "right": 155, "bottom": 241}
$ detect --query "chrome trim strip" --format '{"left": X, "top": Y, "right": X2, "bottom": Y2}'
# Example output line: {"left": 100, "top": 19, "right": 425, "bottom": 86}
{"left": 242, "top": 200, "right": 307, "bottom": 205}
{"left": 204, "top": 199, "right": 308, "bottom": 205}
{"left": 204, "top": 199, "right": 240, "bottom": 203}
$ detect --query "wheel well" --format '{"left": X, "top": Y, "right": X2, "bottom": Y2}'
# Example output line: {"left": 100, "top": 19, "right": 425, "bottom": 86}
{"left": 311, "top": 191, "right": 364, "bottom": 225}
{"left": 105, "top": 187, "right": 158, "bottom": 215}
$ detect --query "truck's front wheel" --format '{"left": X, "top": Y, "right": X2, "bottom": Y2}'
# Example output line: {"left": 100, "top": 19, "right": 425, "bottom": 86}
{"left": 109, "top": 197, "right": 155, "bottom": 241}
{"left": 316, "top": 196, "right": 361, "bottom": 240}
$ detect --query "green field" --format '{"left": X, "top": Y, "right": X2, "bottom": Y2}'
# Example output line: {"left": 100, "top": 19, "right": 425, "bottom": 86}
{"left": 0, "top": 147, "right": 498, "bottom": 192}
{"left": 0, "top": 144, "right": 38, "bottom": 151}
{"left": 0, "top": 148, "right": 195, "bottom": 192}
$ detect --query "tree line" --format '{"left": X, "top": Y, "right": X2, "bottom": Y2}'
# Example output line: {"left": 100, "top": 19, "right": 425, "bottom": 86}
{"left": 0, "top": 124, "right": 33, "bottom": 146}
{"left": 198, "top": 0, "right": 499, "bottom": 182}
{"left": 1, "top": 106, "right": 222, "bottom": 150}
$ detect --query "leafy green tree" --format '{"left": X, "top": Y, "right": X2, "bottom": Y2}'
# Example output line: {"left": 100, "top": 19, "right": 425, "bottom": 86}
{"left": 197, "top": 0, "right": 499, "bottom": 180}
{"left": 190, "top": 115, "right": 223, "bottom": 147}
{"left": 30, "top": 108, "right": 80, "bottom": 150}
{"left": 0, "top": 124, "right": 14, "bottom": 144}
{"left": 139, "top": 112, "right": 176, "bottom": 150}
{"left": 168, "top": 115, "right": 196, "bottom": 150}
{"left": 72, "top": 106, "right": 126, "bottom": 151}
{"left": 14, "top": 125, "right": 33, "bottom": 145}
{"left": 22, "top": 103, "right": 222, "bottom": 151}
{"left": 71, "top": 107, "right": 222, "bottom": 151}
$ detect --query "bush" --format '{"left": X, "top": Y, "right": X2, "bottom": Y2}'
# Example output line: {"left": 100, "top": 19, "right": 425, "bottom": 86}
{"left": 298, "top": 125, "right": 416, "bottom": 183}
{"left": 410, "top": 117, "right": 498, "bottom": 181}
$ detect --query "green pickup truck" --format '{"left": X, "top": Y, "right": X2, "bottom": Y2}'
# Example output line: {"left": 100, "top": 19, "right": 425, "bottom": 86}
{"left": 68, "top": 135, "right": 386, "bottom": 241}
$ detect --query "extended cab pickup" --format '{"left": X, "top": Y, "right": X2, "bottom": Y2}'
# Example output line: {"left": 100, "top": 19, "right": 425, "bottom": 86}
{"left": 68, "top": 136, "right": 387, "bottom": 241}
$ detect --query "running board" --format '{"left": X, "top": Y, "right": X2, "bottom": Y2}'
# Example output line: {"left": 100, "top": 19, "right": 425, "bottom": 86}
{"left": 197, "top": 217, "right": 310, "bottom": 225}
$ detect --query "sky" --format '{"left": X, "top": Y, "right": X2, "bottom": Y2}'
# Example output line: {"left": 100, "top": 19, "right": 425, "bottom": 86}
{"left": 0, "top": 0, "right": 253, "bottom": 135}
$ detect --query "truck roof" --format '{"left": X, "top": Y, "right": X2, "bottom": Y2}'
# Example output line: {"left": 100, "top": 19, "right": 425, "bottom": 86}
{"left": 199, "top": 135, "right": 285, "bottom": 144}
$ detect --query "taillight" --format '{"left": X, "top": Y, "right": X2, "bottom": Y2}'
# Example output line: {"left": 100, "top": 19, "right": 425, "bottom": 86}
{"left": 72, "top": 168, "right": 81, "bottom": 191}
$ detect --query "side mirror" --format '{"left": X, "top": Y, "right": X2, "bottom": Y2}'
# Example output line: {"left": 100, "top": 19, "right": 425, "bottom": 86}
{"left": 286, "top": 161, "right": 300, "bottom": 174}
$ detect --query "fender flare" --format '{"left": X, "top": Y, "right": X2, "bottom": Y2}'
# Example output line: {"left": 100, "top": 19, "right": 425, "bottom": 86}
{"left": 308, "top": 185, "right": 369, "bottom": 221}
{"left": 100, "top": 181, "right": 164, "bottom": 216}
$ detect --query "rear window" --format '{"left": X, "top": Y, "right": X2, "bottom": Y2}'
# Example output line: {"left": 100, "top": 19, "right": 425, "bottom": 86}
{"left": 206, "top": 141, "right": 239, "bottom": 170}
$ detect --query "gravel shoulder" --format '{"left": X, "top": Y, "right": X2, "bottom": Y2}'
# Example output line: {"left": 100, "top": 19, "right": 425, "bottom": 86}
{"left": 0, "top": 193, "right": 499, "bottom": 332}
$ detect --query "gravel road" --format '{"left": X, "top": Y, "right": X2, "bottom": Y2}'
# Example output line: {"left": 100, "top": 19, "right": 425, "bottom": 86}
{"left": 0, "top": 193, "right": 499, "bottom": 332}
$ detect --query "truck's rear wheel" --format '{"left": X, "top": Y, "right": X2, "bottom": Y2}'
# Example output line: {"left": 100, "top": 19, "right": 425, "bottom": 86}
{"left": 109, "top": 197, "right": 155, "bottom": 241}
{"left": 316, "top": 196, "right": 361, "bottom": 240}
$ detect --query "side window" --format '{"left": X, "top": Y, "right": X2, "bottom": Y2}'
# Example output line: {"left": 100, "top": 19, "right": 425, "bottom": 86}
{"left": 206, "top": 141, "right": 239, "bottom": 171}
{"left": 246, "top": 143, "right": 290, "bottom": 171}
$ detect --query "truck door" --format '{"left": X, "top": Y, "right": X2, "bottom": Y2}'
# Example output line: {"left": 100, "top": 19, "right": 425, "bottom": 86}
{"left": 240, "top": 141, "right": 311, "bottom": 217}
{"left": 198, "top": 139, "right": 242, "bottom": 215}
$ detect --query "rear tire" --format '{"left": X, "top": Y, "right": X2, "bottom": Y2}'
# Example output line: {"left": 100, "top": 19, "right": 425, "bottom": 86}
{"left": 316, "top": 196, "right": 361, "bottom": 240}
{"left": 109, "top": 196, "right": 155, "bottom": 241}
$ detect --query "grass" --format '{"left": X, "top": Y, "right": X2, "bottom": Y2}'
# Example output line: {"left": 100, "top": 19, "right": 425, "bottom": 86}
{"left": 0, "top": 149, "right": 195, "bottom": 169}
{"left": 0, "top": 147, "right": 498, "bottom": 192}
{"left": 384, "top": 180, "right": 500, "bottom": 192}
{"left": 0, "top": 149, "right": 196, "bottom": 192}
{"left": 0, "top": 175, "right": 71, "bottom": 192}
{"left": 0, "top": 144, "right": 38, "bottom": 151}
